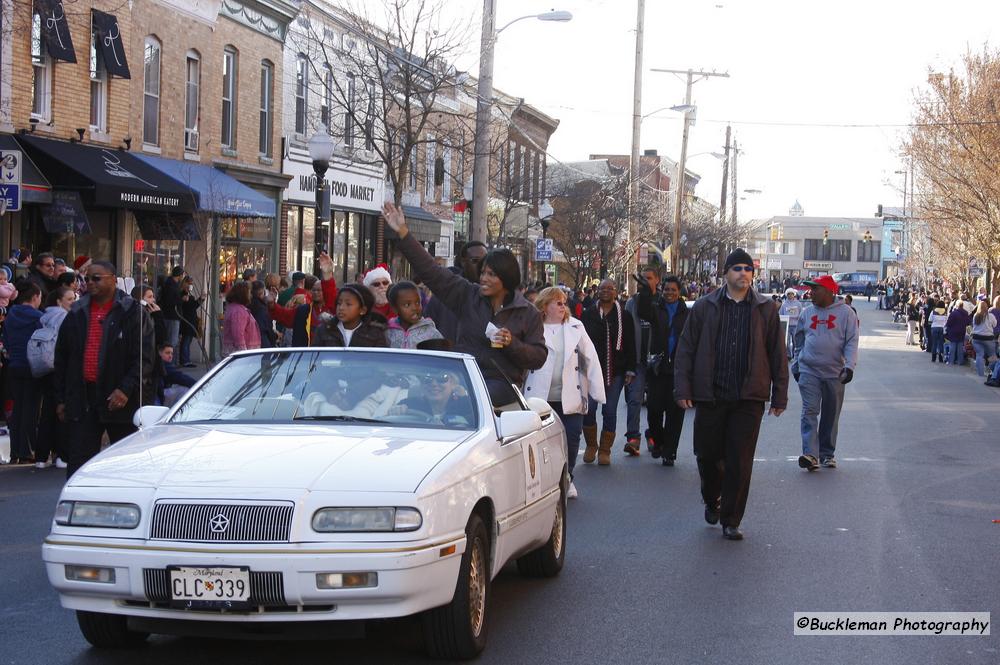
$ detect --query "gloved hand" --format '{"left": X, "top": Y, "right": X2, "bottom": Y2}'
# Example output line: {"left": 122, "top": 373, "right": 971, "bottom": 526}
{"left": 839, "top": 368, "right": 854, "bottom": 384}
{"left": 632, "top": 272, "right": 651, "bottom": 295}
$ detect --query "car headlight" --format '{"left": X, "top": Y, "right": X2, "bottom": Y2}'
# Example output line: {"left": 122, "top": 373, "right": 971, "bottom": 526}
{"left": 54, "top": 501, "right": 141, "bottom": 529}
{"left": 312, "top": 507, "right": 422, "bottom": 533}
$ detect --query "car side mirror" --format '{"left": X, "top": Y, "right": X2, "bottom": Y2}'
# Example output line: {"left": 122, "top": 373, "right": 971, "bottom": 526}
{"left": 133, "top": 405, "right": 170, "bottom": 429}
{"left": 498, "top": 410, "right": 542, "bottom": 440}
{"left": 526, "top": 397, "right": 552, "bottom": 419}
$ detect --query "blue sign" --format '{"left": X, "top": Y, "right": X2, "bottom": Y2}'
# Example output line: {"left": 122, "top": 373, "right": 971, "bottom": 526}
{"left": 535, "top": 238, "right": 553, "bottom": 261}
{"left": 0, "top": 150, "right": 22, "bottom": 212}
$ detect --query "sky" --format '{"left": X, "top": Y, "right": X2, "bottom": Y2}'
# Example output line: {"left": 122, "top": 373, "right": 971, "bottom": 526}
{"left": 443, "top": 0, "right": 1000, "bottom": 223}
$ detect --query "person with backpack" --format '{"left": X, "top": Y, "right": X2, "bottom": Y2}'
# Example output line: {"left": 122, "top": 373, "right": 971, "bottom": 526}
{"left": 31, "top": 286, "right": 75, "bottom": 468}
{"left": 1, "top": 283, "right": 43, "bottom": 465}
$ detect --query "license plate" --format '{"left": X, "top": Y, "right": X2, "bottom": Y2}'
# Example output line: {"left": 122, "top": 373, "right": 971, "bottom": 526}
{"left": 168, "top": 566, "right": 250, "bottom": 608}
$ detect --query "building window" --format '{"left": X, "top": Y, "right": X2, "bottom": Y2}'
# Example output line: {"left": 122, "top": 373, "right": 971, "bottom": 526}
{"left": 89, "top": 20, "right": 107, "bottom": 131}
{"left": 345, "top": 73, "right": 356, "bottom": 147}
{"left": 259, "top": 60, "right": 273, "bottom": 156}
{"left": 769, "top": 241, "right": 795, "bottom": 255}
{"left": 221, "top": 47, "right": 238, "bottom": 149}
{"left": 804, "top": 239, "right": 851, "bottom": 262}
{"left": 364, "top": 80, "right": 375, "bottom": 151}
{"left": 522, "top": 149, "right": 532, "bottom": 202}
{"left": 294, "top": 54, "right": 308, "bottom": 135}
{"left": 857, "top": 239, "right": 881, "bottom": 262}
{"left": 320, "top": 66, "right": 332, "bottom": 129}
{"left": 425, "top": 137, "right": 436, "bottom": 201}
{"left": 442, "top": 144, "right": 452, "bottom": 200}
{"left": 532, "top": 152, "right": 540, "bottom": 204}
{"left": 184, "top": 51, "right": 200, "bottom": 152}
{"left": 31, "top": 12, "right": 52, "bottom": 120}
{"left": 142, "top": 36, "right": 161, "bottom": 146}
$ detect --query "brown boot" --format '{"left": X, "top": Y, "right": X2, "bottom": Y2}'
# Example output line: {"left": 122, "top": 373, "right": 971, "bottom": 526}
{"left": 582, "top": 425, "right": 598, "bottom": 464}
{"left": 598, "top": 430, "right": 615, "bottom": 466}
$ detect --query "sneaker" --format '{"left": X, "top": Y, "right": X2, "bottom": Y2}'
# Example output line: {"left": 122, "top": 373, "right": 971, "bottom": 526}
{"left": 34, "top": 460, "right": 52, "bottom": 469}
{"left": 54, "top": 457, "right": 68, "bottom": 469}
{"left": 567, "top": 482, "right": 578, "bottom": 500}
{"left": 820, "top": 457, "right": 837, "bottom": 469}
{"left": 645, "top": 429, "right": 656, "bottom": 453}
{"left": 661, "top": 457, "right": 675, "bottom": 467}
{"left": 623, "top": 438, "right": 641, "bottom": 456}
{"left": 798, "top": 454, "right": 820, "bottom": 471}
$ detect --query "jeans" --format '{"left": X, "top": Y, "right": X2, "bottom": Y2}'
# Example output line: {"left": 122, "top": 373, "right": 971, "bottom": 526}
{"left": 179, "top": 334, "right": 195, "bottom": 365}
{"left": 646, "top": 370, "right": 686, "bottom": 460}
{"left": 797, "top": 372, "right": 846, "bottom": 460}
{"left": 693, "top": 400, "right": 765, "bottom": 528}
{"left": 992, "top": 360, "right": 1000, "bottom": 381}
{"left": 584, "top": 373, "right": 626, "bottom": 434}
{"left": 930, "top": 328, "right": 945, "bottom": 357}
{"left": 550, "top": 402, "right": 583, "bottom": 478}
{"left": 623, "top": 363, "right": 646, "bottom": 440}
{"left": 971, "top": 339, "right": 995, "bottom": 377}
{"left": 164, "top": 320, "right": 181, "bottom": 361}
{"left": 947, "top": 338, "right": 965, "bottom": 366}
{"left": 7, "top": 367, "right": 39, "bottom": 460}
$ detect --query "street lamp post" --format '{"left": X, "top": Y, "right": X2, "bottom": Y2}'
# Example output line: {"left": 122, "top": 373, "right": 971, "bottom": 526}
{"left": 470, "top": 5, "right": 571, "bottom": 245}
{"left": 597, "top": 219, "right": 610, "bottom": 279}
{"left": 309, "top": 127, "right": 335, "bottom": 275}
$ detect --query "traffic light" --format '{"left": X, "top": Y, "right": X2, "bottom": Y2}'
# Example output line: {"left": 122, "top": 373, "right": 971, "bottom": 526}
{"left": 862, "top": 229, "right": 872, "bottom": 243}
{"left": 823, "top": 228, "right": 829, "bottom": 244}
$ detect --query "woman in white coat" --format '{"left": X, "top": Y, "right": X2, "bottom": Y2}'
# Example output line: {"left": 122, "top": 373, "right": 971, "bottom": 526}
{"left": 523, "top": 287, "right": 606, "bottom": 499}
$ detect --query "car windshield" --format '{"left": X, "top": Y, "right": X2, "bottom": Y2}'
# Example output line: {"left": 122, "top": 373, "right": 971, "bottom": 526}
{"left": 832, "top": 273, "right": 849, "bottom": 282}
{"left": 170, "top": 351, "right": 479, "bottom": 430}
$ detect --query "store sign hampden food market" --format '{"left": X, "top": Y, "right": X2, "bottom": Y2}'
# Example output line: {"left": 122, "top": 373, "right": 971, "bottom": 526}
{"left": 284, "top": 153, "right": 384, "bottom": 213}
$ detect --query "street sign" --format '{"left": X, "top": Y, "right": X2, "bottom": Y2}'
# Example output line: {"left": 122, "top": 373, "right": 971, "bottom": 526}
{"left": 0, "top": 149, "right": 22, "bottom": 212}
{"left": 535, "top": 238, "right": 553, "bottom": 261}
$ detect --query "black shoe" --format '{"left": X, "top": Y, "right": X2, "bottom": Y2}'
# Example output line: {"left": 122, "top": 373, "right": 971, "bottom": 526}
{"left": 704, "top": 504, "right": 720, "bottom": 525}
{"left": 722, "top": 525, "right": 744, "bottom": 540}
{"left": 662, "top": 457, "right": 675, "bottom": 467}
{"left": 798, "top": 454, "right": 820, "bottom": 471}
{"left": 650, "top": 446, "right": 661, "bottom": 459}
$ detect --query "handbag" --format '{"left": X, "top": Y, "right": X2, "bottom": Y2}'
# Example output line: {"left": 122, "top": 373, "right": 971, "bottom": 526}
{"left": 964, "top": 338, "right": 976, "bottom": 359}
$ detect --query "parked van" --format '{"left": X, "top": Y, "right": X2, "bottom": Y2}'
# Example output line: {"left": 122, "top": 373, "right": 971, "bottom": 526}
{"left": 833, "top": 272, "right": 878, "bottom": 295}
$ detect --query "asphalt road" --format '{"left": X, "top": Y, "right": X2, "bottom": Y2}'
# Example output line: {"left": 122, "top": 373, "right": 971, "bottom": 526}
{"left": 2, "top": 299, "right": 998, "bottom": 664}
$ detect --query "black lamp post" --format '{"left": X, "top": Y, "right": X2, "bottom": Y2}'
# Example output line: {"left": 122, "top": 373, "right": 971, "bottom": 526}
{"left": 309, "top": 127, "right": 335, "bottom": 273}
{"left": 597, "top": 218, "right": 610, "bottom": 279}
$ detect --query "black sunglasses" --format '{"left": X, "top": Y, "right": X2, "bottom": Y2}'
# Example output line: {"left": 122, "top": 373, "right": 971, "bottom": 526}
{"left": 730, "top": 266, "right": 754, "bottom": 273}
{"left": 86, "top": 274, "right": 111, "bottom": 282}
{"left": 422, "top": 373, "right": 452, "bottom": 385}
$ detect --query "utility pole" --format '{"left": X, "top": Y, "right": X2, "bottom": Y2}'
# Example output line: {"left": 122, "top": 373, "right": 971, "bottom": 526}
{"left": 650, "top": 68, "right": 729, "bottom": 276}
{"left": 730, "top": 137, "right": 738, "bottom": 225}
{"left": 469, "top": 0, "right": 497, "bottom": 245}
{"left": 627, "top": 0, "right": 645, "bottom": 287}
{"left": 717, "top": 124, "right": 731, "bottom": 276}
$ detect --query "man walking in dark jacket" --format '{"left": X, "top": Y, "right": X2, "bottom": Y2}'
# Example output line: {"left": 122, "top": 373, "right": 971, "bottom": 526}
{"left": 582, "top": 279, "right": 636, "bottom": 466}
{"left": 54, "top": 261, "right": 155, "bottom": 478}
{"left": 158, "top": 265, "right": 185, "bottom": 358}
{"left": 674, "top": 249, "right": 788, "bottom": 540}
{"left": 637, "top": 272, "right": 689, "bottom": 467}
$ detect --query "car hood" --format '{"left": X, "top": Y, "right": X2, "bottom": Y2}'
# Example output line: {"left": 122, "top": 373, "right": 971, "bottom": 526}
{"left": 68, "top": 424, "right": 472, "bottom": 493}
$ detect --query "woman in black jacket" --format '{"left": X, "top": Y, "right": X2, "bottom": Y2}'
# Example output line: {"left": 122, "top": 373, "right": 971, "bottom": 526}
{"left": 250, "top": 281, "right": 277, "bottom": 348}
{"left": 131, "top": 285, "right": 167, "bottom": 348}
{"left": 178, "top": 276, "right": 202, "bottom": 367}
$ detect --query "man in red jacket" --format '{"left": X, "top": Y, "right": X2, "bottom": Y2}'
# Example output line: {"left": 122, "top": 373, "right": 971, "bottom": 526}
{"left": 269, "top": 253, "right": 337, "bottom": 345}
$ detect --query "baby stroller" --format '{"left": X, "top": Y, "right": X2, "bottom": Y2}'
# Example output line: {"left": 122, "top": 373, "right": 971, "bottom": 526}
{"left": 892, "top": 301, "right": 907, "bottom": 324}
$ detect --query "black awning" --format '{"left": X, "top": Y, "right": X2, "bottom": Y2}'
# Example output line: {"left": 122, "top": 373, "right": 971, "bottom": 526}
{"left": 402, "top": 205, "right": 443, "bottom": 244}
{"left": 91, "top": 10, "right": 130, "bottom": 79}
{"left": 17, "top": 135, "right": 196, "bottom": 213}
{"left": 36, "top": 0, "right": 76, "bottom": 64}
{"left": 134, "top": 212, "right": 202, "bottom": 240}
{"left": 0, "top": 134, "right": 52, "bottom": 204}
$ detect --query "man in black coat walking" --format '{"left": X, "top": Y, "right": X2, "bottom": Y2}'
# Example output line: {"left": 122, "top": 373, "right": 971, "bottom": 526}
{"left": 636, "top": 272, "right": 690, "bottom": 466}
{"left": 54, "top": 261, "right": 155, "bottom": 478}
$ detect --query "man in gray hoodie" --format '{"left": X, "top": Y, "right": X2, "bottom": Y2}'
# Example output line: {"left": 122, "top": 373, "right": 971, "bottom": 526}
{"left": 792, "top": 275, "right": 859, "bottom": 471}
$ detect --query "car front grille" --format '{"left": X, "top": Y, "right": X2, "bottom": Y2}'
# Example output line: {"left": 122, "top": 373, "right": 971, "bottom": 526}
{"left": 149, "top": 502, "right": 294, "bottom": 543}
{"left": 143, "top": 568, "right": 286, "bottom": 607}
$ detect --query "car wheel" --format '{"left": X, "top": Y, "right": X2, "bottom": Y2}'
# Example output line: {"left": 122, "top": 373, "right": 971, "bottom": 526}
{"left": 422, "top": 512, "right": 490, "bottom": 660}
{"left": 516, "top": 479, "right": 567, "bottom": 578}
{"left": 76, "top": 611, "right": 149, "bottom": 648}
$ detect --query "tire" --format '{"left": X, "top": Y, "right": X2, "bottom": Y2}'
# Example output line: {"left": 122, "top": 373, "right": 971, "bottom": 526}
{"left": 76, "top": 611, "right": 149, "bottom": 648}
{"left": 422, "top": 513, "right": 490, "bottom": 660}
{"left": 516, "top": 480, "right": 567, "bottom": 578}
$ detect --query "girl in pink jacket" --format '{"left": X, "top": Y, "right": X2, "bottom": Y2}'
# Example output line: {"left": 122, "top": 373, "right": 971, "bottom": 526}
{"left": 221, "top": 281, "right": 261, "bottom": 356}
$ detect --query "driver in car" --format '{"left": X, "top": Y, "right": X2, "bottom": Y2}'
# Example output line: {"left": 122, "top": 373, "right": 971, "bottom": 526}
{"left": 393, "top": 371, "right": 474, "bottom": 426}
{"left": 303, "top": 371, "right": 408, "bottom": 419}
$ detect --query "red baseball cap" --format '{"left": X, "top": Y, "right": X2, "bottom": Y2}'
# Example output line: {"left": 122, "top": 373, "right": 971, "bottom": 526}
{"left": 803, "top": 275, "right": 839, "bottom": 295}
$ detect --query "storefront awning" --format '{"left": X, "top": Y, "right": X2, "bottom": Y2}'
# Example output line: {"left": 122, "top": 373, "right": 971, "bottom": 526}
{"left": 402, "top": 205, "right": 444, "bottom": 244}
{"left": 0, "top": 134, "right": 52, "bottom": 204}
{"left": 91, "top": 10, "right": 130, "bottom": 79}
{"left": 136, "top": 154, "right": 275, "bottom": 218}
{"left": 16, "top": 135, "right": 195, "bottom": 213}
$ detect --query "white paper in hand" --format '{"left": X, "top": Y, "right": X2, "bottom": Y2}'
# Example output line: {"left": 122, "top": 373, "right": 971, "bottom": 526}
{"left": 485, "top": 322, "right": 500, "bottom": 341}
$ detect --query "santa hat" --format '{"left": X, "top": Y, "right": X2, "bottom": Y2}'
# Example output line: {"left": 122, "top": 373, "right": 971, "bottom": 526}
{"left": 74, "top": 255, "right": 91, "bottom": 271}
{"left": 362, "top": 264, "right": 392, "bottom": 287}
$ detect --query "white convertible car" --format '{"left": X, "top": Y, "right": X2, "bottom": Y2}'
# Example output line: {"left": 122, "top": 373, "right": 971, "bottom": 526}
{"left": 43, "top": 348, "right": 568, "bottom": 659}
